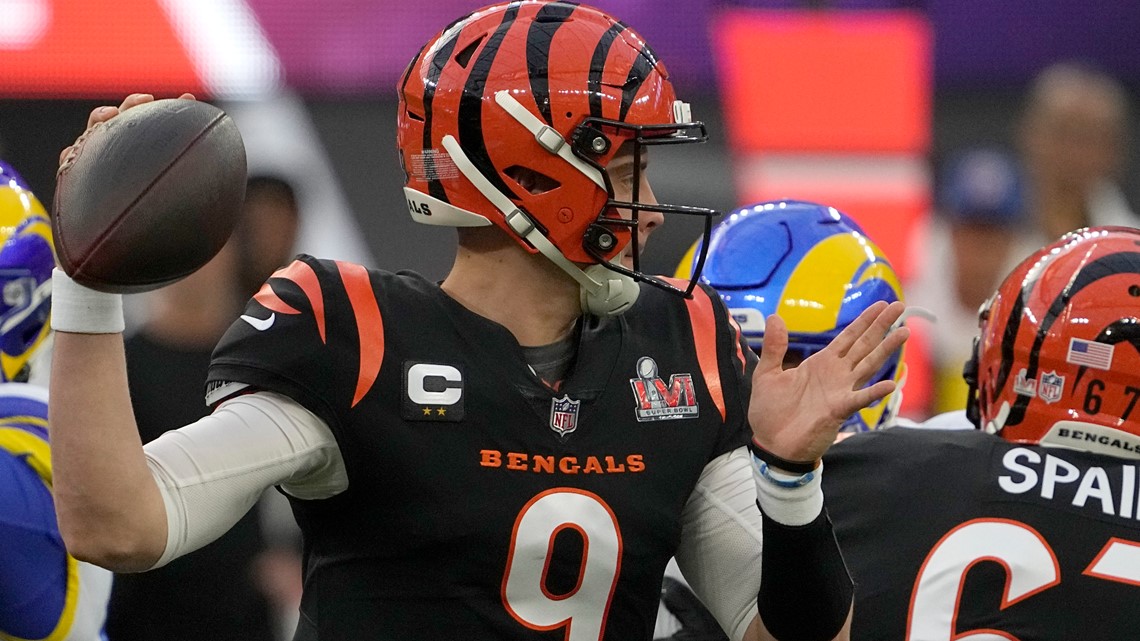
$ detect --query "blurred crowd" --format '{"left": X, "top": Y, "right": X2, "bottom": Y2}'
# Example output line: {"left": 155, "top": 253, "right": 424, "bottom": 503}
{"left": 911, "top": 61, "right": 1135, "bottom": 416}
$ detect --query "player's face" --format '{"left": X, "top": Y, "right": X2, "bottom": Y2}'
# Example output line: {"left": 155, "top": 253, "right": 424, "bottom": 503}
{"left": 605, "top": 142, "right": 663, "bottom": 269}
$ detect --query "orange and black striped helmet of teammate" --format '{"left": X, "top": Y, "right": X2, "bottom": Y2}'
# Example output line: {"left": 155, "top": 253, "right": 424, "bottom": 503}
{"left": 966, "top": 226, "right": 1140, "bottom": 457}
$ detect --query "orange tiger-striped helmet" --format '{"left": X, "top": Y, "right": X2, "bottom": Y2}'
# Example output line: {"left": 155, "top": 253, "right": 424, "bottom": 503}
{"left": 965, "top": 226, "right": 1140, "bottom": 458}
{"left": 397, "top": 1, "right": 715, "bottom": 316}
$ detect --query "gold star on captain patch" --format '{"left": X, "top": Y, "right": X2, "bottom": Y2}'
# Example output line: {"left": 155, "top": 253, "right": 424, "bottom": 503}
{"left": 437, "top": 407, "right": 447, "bottom": 416}
{"left": 422, "top": 407, "right": 433, "bottom": 416}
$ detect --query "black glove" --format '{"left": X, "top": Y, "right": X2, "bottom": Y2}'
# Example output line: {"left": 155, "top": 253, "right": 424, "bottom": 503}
{"left": 659, "top": 577, "right": 728, "bottom": 641}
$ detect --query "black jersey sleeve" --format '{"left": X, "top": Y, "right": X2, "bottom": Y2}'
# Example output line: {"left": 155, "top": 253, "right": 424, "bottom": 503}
{"left": 206, "top": 255, "right": 378, "bottom": 433}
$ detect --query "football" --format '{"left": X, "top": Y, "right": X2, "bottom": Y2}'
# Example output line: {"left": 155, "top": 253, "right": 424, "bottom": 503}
{"left": 53, "top": 98, "right": 247, "bottom": 294}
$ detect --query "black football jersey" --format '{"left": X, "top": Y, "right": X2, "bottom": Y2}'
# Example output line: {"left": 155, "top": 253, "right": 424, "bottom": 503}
{"left": 823, "top": 427, "right": 1140, "bottom": 640}
{"left": 206, "top": 256, "right": 754, "bottom": 641}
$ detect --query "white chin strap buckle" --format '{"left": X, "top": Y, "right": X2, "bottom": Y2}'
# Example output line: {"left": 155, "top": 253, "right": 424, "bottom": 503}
{"left": 580, "top": 264, "right": 640, "bottom": 316}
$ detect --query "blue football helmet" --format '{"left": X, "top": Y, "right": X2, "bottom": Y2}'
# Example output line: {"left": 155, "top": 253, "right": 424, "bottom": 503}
{"left": 678, "top": 200, "right": 906, "bottom": 432}
{"left": 0, "top": 161, "right": 55, "bottom": 382}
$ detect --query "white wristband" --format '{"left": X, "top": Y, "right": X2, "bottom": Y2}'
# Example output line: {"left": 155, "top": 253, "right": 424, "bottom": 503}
{"left": 50, "top": 268, "right": 125, "bottom": 334}
{"left": 753, "top": 456, "right": 824, "bottom": 527}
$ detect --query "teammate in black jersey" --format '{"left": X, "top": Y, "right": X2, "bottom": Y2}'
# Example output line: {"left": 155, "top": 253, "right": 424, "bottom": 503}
{"left": 824, "top": 226, "right": 1140, "bottom": 639}
{"left": 46, "top": 3, "right": 908, "bottom": 640}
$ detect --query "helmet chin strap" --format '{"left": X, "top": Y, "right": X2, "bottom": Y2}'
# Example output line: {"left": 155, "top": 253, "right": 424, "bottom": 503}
{"left": 579, "top": 263, "right": 640, "bottom": 316}
{"left": 439, "top": 134, "right": 640, "bottom": 316}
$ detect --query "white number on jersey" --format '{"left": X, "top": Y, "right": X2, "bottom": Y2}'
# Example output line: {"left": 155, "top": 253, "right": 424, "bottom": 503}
{"left": 907, "top": 517, "right": 1140, "bottom": 640}
{"left": 503, "top": 488, "right": 622, "bottom": 641}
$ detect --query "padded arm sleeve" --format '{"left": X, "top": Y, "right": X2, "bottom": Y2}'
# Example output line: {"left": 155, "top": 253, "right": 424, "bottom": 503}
{"left": 143, "top": 391, "right": 347, "bottom": 569}
{"left": 673, "top": 446, "right": 763, "bottom": 641}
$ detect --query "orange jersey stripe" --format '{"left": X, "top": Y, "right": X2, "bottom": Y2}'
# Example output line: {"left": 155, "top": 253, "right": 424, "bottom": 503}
{"left": 662, "top": 278, "right": 726, "bottom": 422}
{"left": 336, "top": 261, "right": 384, "bottom": 408}
{"left": 256, "top": 260, "right": 327, "bottom": 343}
{"left": 253, "top": 282, "right": 300, "bottom": 315}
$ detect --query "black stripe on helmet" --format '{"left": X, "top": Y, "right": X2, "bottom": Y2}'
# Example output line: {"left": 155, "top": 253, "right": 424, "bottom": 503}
{"left": 402, "top": 9, "right": 473, "bottom": 99}
{"left": 991, "top": 288, "right": 1025, "bottom": 403}
{"left": 587, "top": 23, "right": 627, "bottom": 119}
{"left": 421, "top": 16, "right": 467, "bottom": 203}
{"left": 457, "top": 1, "right": 523, "bottom": 201}
{"left": 619, "top": 45, "right": 656, "bottom": 122}
{"left": 398, "top": 42, "right": 427, "bottom": 97}
{"left": 1005, "top": 250, "right": 1140, "bottom": 425}
{"left": 526, "top": 2, "right": 578, "bottom": 125}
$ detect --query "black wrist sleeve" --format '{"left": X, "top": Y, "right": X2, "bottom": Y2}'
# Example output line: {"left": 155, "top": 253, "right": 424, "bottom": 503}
{"left": 756, "top": 507, "right": 853, "bottom": 641}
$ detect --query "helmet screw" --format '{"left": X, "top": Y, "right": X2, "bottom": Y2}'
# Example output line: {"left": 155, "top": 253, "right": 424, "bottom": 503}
{"left": 597, "top": 232, "right": 615, "bottom": 250}
{"left": 558, "top": 208, "right": 574, "bottom": 223}
{"left": 591, "top": 136, "right": 609, "bottom": 153}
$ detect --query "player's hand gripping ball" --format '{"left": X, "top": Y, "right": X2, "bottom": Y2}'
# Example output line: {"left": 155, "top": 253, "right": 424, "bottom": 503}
{"left": 53, "top": 97, "right": 247, "bottom": 293}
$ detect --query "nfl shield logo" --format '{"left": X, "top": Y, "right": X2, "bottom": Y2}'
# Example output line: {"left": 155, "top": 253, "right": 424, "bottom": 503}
{"left": 1039, "top": 371, "right": 1065, "bottom": 404}
{"left": 549, "top": 395, "right": 581, "bottom": 436}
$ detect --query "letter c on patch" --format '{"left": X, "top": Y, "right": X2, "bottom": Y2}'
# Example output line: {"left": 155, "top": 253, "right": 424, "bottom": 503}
{"left": 407, "top": 363, "right": 463, "bottom": 405}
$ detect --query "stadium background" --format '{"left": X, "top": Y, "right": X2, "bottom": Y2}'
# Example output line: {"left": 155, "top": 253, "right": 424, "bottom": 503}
{"left": 0, "top": 0, "right": 1138, "bottom": 348}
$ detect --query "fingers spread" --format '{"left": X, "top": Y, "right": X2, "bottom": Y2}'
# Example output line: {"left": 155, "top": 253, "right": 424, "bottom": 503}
{"left": 846, "top": 379, "right": 898, "bottom": 415}
{"left": 853, "top": 326, "right": 909, "bottom": 386}
{"left": 844, "top": 301, "right": 906, "bottom": 364}
{"left": 827, "top": 300, "right": 889, "bottom": 357}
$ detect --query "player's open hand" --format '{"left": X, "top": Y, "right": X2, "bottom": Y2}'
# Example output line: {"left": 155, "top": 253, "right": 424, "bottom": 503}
{"left": 59, "top": 93, "right": 196, "bottom": 168}
{"left": 748, "top": 300, "right": 908, "bottom": 466}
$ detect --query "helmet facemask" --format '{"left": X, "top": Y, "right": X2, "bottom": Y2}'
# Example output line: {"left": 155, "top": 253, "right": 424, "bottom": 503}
{"left": 571, "top": 112, "right": 716, "bottom": 301}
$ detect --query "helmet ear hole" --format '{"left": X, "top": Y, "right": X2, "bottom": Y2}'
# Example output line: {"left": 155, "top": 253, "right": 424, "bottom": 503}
{"left": 504, "top": 166, "right": 561, "bottom": 195}
{"left": 454, "top": 36, "right": 485, "bottom": 68}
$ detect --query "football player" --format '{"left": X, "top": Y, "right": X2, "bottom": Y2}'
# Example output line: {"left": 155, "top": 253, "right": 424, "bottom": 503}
{"left": 658, "top": 200, "right": 912, "bottom": 640}
{"left": 45, "top": 3, "right": 907, "bottom": 640}
{"left": 823, "top": 226, "right": 1140, "bottom": 638}
{"left": 0, "top": 160, "right": 113, "bottom": 640}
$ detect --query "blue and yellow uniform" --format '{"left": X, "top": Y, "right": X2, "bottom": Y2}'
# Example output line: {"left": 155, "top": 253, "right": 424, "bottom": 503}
{"left": 0, "top": 160, "right": 110, "bottom": 640}
{"left": 0, "top": 383, "right": 111, "bottom": 641}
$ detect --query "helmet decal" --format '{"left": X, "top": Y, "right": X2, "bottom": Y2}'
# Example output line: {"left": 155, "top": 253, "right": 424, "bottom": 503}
{"left": 409, "top": 8, "right": 473, "bottom": 204}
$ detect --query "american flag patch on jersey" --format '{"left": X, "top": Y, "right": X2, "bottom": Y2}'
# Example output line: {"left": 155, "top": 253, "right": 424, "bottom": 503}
{"left": 1067, "top": 338, "right": 1114, "bottom": 370}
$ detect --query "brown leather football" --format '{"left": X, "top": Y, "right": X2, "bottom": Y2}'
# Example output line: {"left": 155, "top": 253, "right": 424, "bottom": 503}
{"left": 53, "top": 98, "right": 247, "bottom": 294}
